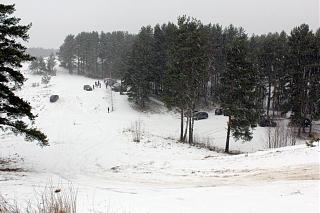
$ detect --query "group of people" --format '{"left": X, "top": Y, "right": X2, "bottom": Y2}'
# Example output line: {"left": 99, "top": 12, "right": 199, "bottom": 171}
{"left": 90, "top": 80, "right": 111, "bottom": 113}
{"left": 95, "top": 80, "right": 110, "bottom": 113}
{"left": 92, "top": 80, "right": 101, "bottom": 89}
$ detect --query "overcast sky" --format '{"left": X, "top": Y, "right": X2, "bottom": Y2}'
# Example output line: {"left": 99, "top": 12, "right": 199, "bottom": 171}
{"left": 3, "top": 0, "right": 320, "bottom": 49}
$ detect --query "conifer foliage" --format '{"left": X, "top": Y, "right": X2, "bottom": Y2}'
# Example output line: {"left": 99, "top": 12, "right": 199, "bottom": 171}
{"left": 164, "top": 16, "right": 208, "bottom": 143}
{"left": 219, "top": 29, "right": 260, "bottom": 152}
{"left": 123, "top": 26, "right": 155, "bottom": 108}
{"left": 0, "top": 4, "right": 48, "bottom": 145}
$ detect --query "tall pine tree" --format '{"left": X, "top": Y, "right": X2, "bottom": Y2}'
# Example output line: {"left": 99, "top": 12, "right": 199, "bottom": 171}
{"left": 0, "top": 4, "right": 48, "bottom": 145}
{"left": 123, "top": 26, "right": 155, "bottom": 108}
{"left": 219, "top": 28, "right": 260, "bottom": 153}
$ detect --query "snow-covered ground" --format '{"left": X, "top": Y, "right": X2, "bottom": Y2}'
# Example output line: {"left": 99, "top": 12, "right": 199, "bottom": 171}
{"left": 0, "top": 66, "right": 319, "bottom": 213}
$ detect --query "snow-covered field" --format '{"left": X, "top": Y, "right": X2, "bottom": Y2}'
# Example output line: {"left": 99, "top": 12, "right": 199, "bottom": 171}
{"left": 0, "top": 66, "right": 319, "bottom": 213}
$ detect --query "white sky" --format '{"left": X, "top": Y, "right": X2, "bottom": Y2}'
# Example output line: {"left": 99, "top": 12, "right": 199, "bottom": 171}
{"left": 3, "top": 0, "right": 320, "bottom": 48}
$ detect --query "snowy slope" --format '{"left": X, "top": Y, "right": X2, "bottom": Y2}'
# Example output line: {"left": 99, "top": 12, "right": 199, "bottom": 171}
{"left": 0, "top": 66, "right": 319, "bottom": 213}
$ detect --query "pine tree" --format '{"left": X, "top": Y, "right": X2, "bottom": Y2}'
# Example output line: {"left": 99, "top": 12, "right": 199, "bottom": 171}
{"left": 46, "top": 53, "right": 56, "bottom": 75}
{"left": 205, "top": 24, "right": 224, "bottom": 105}
{"left": 258, "top": 33, "right": 278, "bottom": 118}
{"left": 38, "top": 56, "right": 47, "bottom": 73}
{"left": 219, "top": 28, "right": 260, "bottom": 153}
{"left": 123, "top": 26, "right": 155, "bottom": 108}
{"left": 29, "top": 58, "right": 40, "bottom": 74}
{"left": 287, "top": 24, "right": 315, "bottom": 136}
{"left": 58, "top": 34, "right": 75, "bottom": 73}
{"left": 0, "top": 4, "right": 48, "bottom": 145}
{"left": 164, "top": 16, "right": 208, "bottom": 143}
{"left": 152, "top": 24, "right": 167, "bottom": 96}
{"left": 313, "top": 29, "right": 320, "bottom": 120}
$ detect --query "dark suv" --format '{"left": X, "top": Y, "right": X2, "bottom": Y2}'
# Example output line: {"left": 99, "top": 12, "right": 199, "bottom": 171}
{"left": 83, "top": 85, "right": 93, "bottom": 91}
{"left": 194, "top": 112, "right": 209, "bottom": 120}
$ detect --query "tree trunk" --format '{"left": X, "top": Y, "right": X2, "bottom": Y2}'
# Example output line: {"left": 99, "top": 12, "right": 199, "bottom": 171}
{"left": 188, "top": 112, "right": 193, "bottom": 144}
{"left": 298, "top": 126, "right": 301, "bottom": 137}
{"left": 180, "top": 109, "right": 184, "bottom": 141}
{"left": 225, "top": 116, "right": 231, "bottom": 153}
{"left": 267, "top": 68, "right": 272, "bottom": 118}
{"left": 183, "top": 116, "right": 189, "bottom": 142}
{"left": 308, "top": 122, "right": 312, "bottom": 137}
{"left": 272, "top": 85, "right": 276, "bottom": 117}
{"left": 77, "top": 56, "right": 80, "bottom": 75}
{"left": 188, "top": 104, "right": 195, "bottom": 144}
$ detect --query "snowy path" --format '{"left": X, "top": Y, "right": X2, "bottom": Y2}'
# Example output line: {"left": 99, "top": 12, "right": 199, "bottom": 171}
{"left": 0, "top": 68, "right": 319, "bottom": 213}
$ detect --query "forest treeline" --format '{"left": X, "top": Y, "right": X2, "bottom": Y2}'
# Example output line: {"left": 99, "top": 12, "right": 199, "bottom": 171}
{"left": 27, "top": 47, "right": 57, "bottom": 58}
{"left": 58, "top": 16, "right": 320, "bottom": 152}
{"left": 58, "top": 31, "right": 135, "bottom": 79}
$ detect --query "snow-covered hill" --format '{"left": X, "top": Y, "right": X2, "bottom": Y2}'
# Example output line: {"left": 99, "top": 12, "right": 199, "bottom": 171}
{"left": 0, "top": 66, "right": 319, "bottom": 213}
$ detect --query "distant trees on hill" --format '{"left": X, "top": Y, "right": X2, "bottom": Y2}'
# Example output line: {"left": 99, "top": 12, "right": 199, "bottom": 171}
{"left": 29, "top": 53, "right": 57, "bottom": 76}
{"left": 58, "top": 31, "right": 135, "bottom": 78}
{"left": 27, "top": 47, "right": 57, "bottom": 58}
{"left": 58, "top": 16, "right": 320, "bottom": 152}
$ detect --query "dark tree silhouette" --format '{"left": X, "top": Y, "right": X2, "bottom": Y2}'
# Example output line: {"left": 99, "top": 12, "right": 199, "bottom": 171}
{"left": 0, "top": 4, "right": 48, "bottom": 146}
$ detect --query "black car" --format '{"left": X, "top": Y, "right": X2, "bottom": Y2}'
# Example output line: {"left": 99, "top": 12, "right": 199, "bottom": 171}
{"left": 49, "top": 95, "right": 59, "bottom": 103}
{"left": 83, "top": 85, "right": 93, "bottom": 91}
{"left": 194, "top": 111, "right": 209, "bottom": 120}
{"left": 111, "top": 83, "right": 121, "bottom": 92}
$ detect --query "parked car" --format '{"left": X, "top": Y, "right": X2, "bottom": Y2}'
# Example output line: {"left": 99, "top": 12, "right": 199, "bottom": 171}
{"left": 215, "top": 108, "right": 223, "bottom": 115}
{"left": 194, "top": 111, "right": 209, "bottom": 120}
{"left": 111, "top": 82, "right": 121, "bottom": 92}
{"left": 258, "top": 116, "right": 277, "bottom": 127}
{"left": 49, "top": 95, "right": 59, "bottom": 103}
{"left": 83, "top": 85, "right": 93, "bottom": 91}
{"left": 104, "top": 78, "right": 117, "bottom": 87}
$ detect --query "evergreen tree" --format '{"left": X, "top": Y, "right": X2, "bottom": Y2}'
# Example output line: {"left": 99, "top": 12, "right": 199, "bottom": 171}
{"left": 219, "top": 28, "right": 260, "bottom": 153}
{"left": 204, "top": 24, "right": 224, "bottom": 105}
{"left": 0, "top": 4, "right": 48, "bottom": 145}
{"left": 312, "top": 29, "right": 320, "bottom": 120}
{"left": 287, "top": 24, "right": 315, "bottom": 136}
{"left": 152, "top": 24, "right": 167, "bottom": 96}
{"left": 38, "top": 56, "right": 47, "bottom": 73}
{"left": 29, "top": 56, "right": 46, "bottom": 74}
{"left": 29, "top": 58, "right": 40, "bottom": 74}
{"left": 123, "top": 26, "right": 155, "bottom": 108}
{"left": 85, "top": 31, "right": 99, "bottom": 77}
{"left": 58, "top": 34, "right": 75, "bottom": 73}
{"left": 46, "top": 53, "right": 56, "bottom": 75}
{"left": 164, "top": 16, "right": 208, "bottom": 143}
{"left": 258, "top": 33, "right": 278, "bottom": 118}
